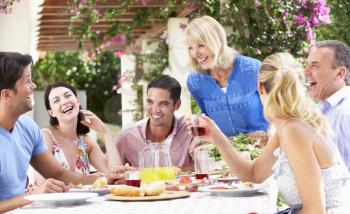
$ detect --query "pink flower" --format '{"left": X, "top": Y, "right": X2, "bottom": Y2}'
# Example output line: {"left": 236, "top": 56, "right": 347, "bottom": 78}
{"left": 139, "top": 0, "right": 147, "bottom": 6}
{"left": 114, "top": 51, "right": 125, "bottom": 58}
{"left": 319, "top": 15, "right": 331, "bottom": 24}
{"left": 160, "top": 31, "right": 167, "bottom": 43}
{"left": 300, "top": 0, "right": 307, "bottom": 8}
{"left": 187, "top": 2, "right": 197, "bottom": 12}
{"left": 311, "top": 16, "right": 319, "bottom": 26}
{"left": 81, "top": 0, "right": 88, "bottom": 5}
{"left": 112, "top": 34, "right": 127, "bottom": 45}
{"left": 179, "top": 23, "right": 187, "bottom": 31}
{"left": 317, "top": 5, "right": 330, "bottom": 16}
{"left": 306, "top": 27, "right": 314, "bottom": 42}
{"left": 254, "top": 48, "right": 262, "bottom": 55}
{"left": 295, "top": 14, "right": 305, "bottom": 25}
{"left": 305, "top": 20, "right": 310, "bottom": 27}
{"left": 70, "top": 7, "right": 79, "bottom": 15}
{"left": 268, "top": 46, "right": 273, "bottom": 52}
{"left": 255, "top": 0, "right": 261, "bottom": 7}
{"left": 317, "top": 0, "right": 327, "bottom": 6}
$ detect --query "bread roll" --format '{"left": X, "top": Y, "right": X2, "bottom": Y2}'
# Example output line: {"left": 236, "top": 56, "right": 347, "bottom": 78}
{"left": 92, "top": 177, "right": 107, "bottom": 189}
{"left": 109, "top": 185, "right": 144, "bottom": 197}
{"left": 142, "top": 182, "right": 165, "bottom": 196}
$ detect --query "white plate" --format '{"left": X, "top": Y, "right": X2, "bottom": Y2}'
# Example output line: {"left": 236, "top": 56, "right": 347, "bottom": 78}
{"left": 198, "top": 184, "right": 263, "bottom": 196}
{"left": 69, "top": 185, "right": 109, "bottom": 195}
{"left": 24, "top": 192, "right": 98, "bottom": 206}
{"left": 210, "top": 175, "right": 240, "bottom": 182}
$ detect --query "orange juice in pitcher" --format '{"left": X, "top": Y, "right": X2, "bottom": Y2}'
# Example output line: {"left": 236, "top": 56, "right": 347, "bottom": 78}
{"left": 140, "top": 167, "right": 176, "bottom": 182}
{"left": 139, "top": 142, "right": 176, "bottom": 183}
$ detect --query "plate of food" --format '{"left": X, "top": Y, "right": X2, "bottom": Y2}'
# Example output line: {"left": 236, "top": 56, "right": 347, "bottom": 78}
{"left": 207, "top": 168, "right": 230, "bottom": 176}
{"left": 198, "top": 182, "right": 264, "bottom": 196}
{"left": 69, "top": 177, "right": 109, "bottom": 195}
{"left": 24, "top": 192, "right": 98, "bottom": 206}
{"left": 210, "top": 172, "right": 240, "bottom": 182}
{"left": 105, "top": 182, "right": 190, "bottom": 201}
{"left": 69, "top": 185, "right": 110, "bottom": 195}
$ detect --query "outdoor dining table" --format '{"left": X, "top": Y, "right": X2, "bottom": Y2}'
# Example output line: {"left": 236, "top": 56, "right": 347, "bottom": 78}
{"left": 11, "top": 189, "right": 277, "bottom": 214}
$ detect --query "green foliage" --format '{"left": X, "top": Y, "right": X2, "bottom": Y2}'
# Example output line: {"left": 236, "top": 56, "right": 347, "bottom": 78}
{"left": 65, "top": 0, "right": 346, "bottom": 119}
{"left": 127, "top": 41, "right": 169, "bottom": 120}
{"left": 32, "top": 51, "right": 122, "bottom": 125}
{"left": 315, "top": 0, "right": 350, "bottom": 44}
{"left": 194, "top": 0, "right": 325, "bottom": 60}
{"left": 69, "top": 0, "right": 182, "bottom": 50}
{"left": 191, "top": 97, "right": 201, "bottom": 114}
{"left": 209, "top": 133, "right": 261, "bottom": 161}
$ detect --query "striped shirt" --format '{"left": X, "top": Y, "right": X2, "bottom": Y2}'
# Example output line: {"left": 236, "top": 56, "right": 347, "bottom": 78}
{"left": 321, "top": 86, "right": 350, "bottom": 171}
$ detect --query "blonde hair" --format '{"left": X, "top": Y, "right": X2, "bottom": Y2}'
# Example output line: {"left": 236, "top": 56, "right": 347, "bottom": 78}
{"left": 259, "top": 52, "right": 332, "bottom": 138}
{"left": 185, "top": 16, "right": 237, "bottom": 73}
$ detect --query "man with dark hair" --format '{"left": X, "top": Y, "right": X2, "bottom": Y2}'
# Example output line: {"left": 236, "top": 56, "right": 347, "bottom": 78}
{"left": 305, "top": 40, "right": 350, "bottom": 170}
{"left": 0, "top": 52, "right": 128, "bottom": 212}
{"left": 110, "top": 75, "right": 194, "bottom": 170}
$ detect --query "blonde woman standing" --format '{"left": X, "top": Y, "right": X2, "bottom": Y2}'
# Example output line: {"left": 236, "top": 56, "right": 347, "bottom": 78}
{"left": 185, "top": 15, "right": 268, "bottom": 137}
{"left": 187, "top": 52, "right": 350, "bottom": 213}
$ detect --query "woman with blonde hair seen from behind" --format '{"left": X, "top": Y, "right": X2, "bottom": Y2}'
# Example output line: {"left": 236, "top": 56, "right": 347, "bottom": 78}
{"left": 186, "top": 16, "right": 268, "bottom": 139}
{"left": 187, "top": 52, "right": 350, "bottom": 213}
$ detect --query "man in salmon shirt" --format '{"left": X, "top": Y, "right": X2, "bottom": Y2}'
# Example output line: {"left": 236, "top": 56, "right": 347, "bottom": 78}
{"left": 108, "top": 75, "right": 194, "bottom": 171}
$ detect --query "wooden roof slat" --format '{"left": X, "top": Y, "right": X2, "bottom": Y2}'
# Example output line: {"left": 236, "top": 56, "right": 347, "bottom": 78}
{"left": 41, "top": 0, "right": 169, "bottom": 7}
{"left": 36, "top": 0, "right": 186, "bottom": 51}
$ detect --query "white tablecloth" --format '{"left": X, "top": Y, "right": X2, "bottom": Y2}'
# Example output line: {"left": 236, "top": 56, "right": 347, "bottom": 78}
{"left": 12, "top": 191, "right": 276, "bottom": 214}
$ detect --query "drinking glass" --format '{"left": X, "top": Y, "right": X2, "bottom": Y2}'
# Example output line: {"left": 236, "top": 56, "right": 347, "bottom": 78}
{"left": 125, "top": 170, "right": 141, "bottom": 187}
{"left": 194, "top": 144, "right": 211, "bottom": 179}
{"left": 191, "top": 114, "right": 206, "bottom": 136}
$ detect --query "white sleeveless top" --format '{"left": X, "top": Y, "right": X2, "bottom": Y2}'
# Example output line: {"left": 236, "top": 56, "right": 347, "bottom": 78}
{"left": 272, "top": 147, "right": 350, "bottom": 213}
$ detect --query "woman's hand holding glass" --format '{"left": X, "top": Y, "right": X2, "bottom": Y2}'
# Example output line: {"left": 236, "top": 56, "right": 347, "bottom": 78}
{"left": 186, "top": 114, "right": 222, "bottom": 144}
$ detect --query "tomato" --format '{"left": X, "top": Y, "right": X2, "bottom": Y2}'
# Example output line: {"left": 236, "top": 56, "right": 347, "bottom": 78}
{"left": 179, "top": 176, "right": 192, "bottom": 184}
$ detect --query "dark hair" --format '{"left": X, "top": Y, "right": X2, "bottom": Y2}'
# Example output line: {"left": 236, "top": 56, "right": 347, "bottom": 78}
{"left": 315, "top": 40, "right": 350, "bottom": 85}
{"left": 44, "top": 82, "right": 89, "bottom": 135}
{"left": 147, "top": 75, "right": 181, "bottom": 103}
{"left": 0, "top": 52, "right": 33, "bottom": 92}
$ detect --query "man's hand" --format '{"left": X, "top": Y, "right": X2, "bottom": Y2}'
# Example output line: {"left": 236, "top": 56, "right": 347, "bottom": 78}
{"left": 107, "top": 165, "right": 135, "bottom": 184}
{"left": 29, "top": 178, "right": 68, "bottom": 195}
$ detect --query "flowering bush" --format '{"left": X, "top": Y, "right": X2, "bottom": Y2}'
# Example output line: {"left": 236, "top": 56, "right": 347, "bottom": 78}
{"left": 315, "top": 0, "right": 350, "bottom": 45}
{"left": 194, "top": 0, "right": 331, "bottom": 60}
{"left": 63, "top": 0, "right": 347, "bottom": 122}
{"left": 69, "top": 0, "right": 182, "bottom": 60}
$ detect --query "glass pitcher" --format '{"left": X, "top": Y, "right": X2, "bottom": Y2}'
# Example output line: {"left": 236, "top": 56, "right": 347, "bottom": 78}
{"left": 139, "top": 142, "right": 176, "bottom": 183}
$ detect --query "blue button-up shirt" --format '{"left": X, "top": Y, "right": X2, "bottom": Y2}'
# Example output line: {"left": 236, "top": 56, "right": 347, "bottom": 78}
{"left": 321, "top": 86, "right": 350, "bottom": 171}
{"left": 187, "top": 55, "right": 268, "bottom": 137}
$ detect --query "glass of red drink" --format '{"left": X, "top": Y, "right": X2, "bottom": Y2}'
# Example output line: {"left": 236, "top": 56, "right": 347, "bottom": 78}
{"left": 125, "top": 171, "right": 141, "bottom": 187}
{"left": 191, "top": 114, "right": 206, "bottom": 136}
{"left": 194, "top": 144, "right": 211, "bottom": 180}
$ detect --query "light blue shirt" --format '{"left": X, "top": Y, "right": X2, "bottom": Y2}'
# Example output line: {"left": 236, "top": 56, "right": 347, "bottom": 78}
{"left": 0, "top": 115, "right": 47, "bottom": 200}
{"left": 321, "top": 86, "right": 350, "bottom": 171}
